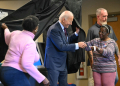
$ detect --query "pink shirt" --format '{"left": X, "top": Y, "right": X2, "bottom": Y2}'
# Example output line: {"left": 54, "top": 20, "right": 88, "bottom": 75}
{"left": 2, "top": 28, "right": 45, "bottom": 83}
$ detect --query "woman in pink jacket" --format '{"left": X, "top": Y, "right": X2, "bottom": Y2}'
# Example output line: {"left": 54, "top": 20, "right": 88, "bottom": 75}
{"left": 0, "top": 15, "right": 49, "bottom": 86}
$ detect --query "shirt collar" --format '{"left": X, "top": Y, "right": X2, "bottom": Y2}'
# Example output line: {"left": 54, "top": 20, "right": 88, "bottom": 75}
{"left": 95, "top": 22, "right": 101, "bottom": 28}
{"left": 58, "top": 21, "right": 64, "bottom": 31}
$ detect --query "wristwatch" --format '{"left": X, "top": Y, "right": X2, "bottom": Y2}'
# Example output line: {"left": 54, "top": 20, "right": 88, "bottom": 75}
{"left": 93, "top": 46, "right": 96, "bottom": 51}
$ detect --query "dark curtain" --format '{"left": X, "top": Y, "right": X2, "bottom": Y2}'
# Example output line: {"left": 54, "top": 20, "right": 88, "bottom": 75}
{"left": 65, "top": 0, "right": 82, "bottom": 25}
{"left": 49, "top": 0, "right": 82, "bottom": 25}
{"left": 0, "top": 0, "right": 65, "bottom": 62}
{"left": 34, "top": 0, "right": 65, "bottom": 40}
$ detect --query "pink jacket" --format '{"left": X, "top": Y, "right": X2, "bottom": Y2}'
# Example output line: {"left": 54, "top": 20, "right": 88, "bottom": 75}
{"left": 2, "top": 28, "right": 45, "bottom": 83}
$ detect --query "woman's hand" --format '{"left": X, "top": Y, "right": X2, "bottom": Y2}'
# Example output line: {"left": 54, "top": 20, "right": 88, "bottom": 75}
{"left": 78, "top": 42, "right": 87, "bottom": 48}
{"left": 42, "top": 78, "right": 50, "bottom": 86}
{"left": 1, "top": 23, "right": 8, "bottom": 30}
{"left": 118, "top": 57, "right": 120, "bottom": 68}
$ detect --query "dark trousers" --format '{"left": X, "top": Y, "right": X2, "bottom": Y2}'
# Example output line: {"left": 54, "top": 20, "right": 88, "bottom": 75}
{"left": 0, "top": 66, "right": 30, "bottom": 86}
{"left": 47, "top": 68, "right": 67, "bottom": 86}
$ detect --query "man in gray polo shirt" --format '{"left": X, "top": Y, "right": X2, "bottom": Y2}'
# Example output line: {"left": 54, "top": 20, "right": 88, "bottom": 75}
{"left": 86, "top": 8, "right": 118, "bottom": 85}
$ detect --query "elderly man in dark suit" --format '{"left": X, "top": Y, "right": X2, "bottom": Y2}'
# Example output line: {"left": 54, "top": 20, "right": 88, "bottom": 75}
{"left": 44, "top": 11, "right": 86, "bottom": 86}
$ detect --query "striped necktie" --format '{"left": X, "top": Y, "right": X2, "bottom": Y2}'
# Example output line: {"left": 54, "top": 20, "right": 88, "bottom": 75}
{"left": 64, "top": 28, "right": 67, "bottom": 38}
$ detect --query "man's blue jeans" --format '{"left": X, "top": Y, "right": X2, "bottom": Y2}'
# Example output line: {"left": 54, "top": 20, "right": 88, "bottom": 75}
{"left": 0, "top": 66, "right": 31, "bottom": 86}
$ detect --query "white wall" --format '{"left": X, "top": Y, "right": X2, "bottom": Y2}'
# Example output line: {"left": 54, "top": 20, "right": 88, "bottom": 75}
{"left": 0, "top": 1, "right": 30, "bottom": 10}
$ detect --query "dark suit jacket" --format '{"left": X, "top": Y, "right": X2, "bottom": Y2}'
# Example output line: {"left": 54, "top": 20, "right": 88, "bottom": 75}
{"left": 44, "top": 21, "right": 78, "bottom": 71}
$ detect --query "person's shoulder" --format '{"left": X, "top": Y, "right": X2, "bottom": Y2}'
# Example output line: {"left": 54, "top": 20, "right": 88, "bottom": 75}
{"left": 89, "top": 24, "right": 97, "bottom": 30}
{"left": 24, "top": 36, "right": 35, "bottom": 45}
{"left": 109, "top": 38, "right": 116, "bottom": 43}
{"left": 49, "top": 22, "right": 60, "bottom": 31}
{"left": 106, "top": 39, "right": 116, "bottom": 45}
{"left": 12, "top": 30, "right": 21, "bottom": 33}
{"left": 107, "top": 25, "right": 113, "bottom": 30}
{"left": 11, "top": 30, "right": 21, "bottom": 36}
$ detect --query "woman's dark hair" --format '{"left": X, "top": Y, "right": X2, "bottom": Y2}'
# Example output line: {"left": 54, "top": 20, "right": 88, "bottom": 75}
{"left": 22, "top": 15, "right": 39, "bottom": 32}
{"left": 101, "top": 25, "right": 110, "bottom": 34}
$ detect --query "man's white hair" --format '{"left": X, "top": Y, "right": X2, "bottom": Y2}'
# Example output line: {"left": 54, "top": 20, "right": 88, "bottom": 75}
{"left": 96, "top": 8, "right": 107, "bottom": 16}
{"left": 59, "top": 11, "right": 74, "bottom": 20}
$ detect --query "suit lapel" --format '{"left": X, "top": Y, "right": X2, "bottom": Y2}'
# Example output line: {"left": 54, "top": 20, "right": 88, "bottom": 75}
{"left": 56, "top": 22, "right": 68, "bottom": 43}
